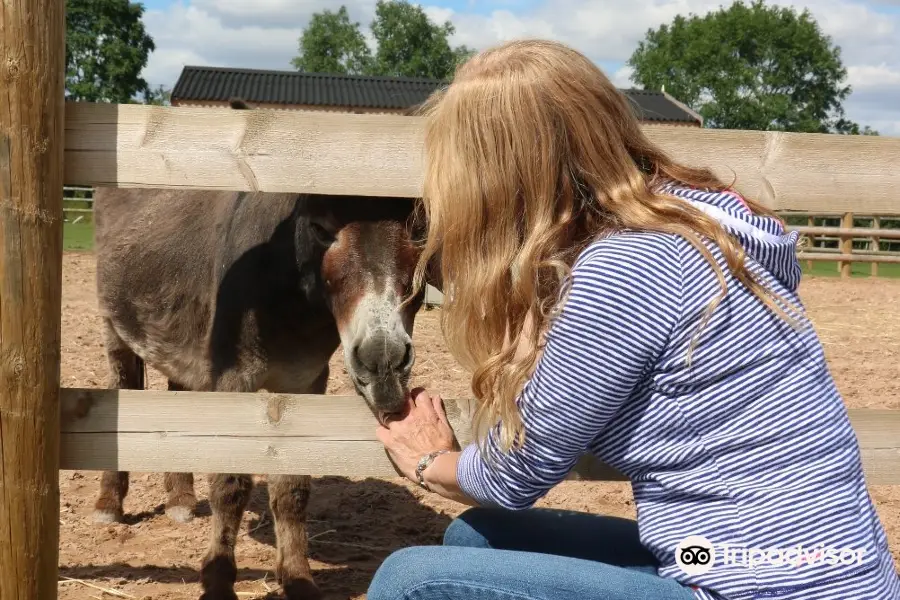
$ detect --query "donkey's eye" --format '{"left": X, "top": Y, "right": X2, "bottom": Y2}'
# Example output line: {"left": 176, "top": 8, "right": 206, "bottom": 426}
{"left": 311, "top": 222, "right": 336, "bottom": 245}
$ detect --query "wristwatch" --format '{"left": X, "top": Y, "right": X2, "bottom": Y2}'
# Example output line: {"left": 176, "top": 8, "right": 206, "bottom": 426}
{"left": 415, "top": 450, "right": 450, "bottom": 491}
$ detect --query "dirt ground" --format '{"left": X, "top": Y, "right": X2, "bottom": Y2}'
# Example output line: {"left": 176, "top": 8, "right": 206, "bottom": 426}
{"left": 57, "top": 252, "right": 899, "bottom": 600}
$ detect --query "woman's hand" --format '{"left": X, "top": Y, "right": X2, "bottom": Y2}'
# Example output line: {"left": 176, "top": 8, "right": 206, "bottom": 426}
{"left": 375, "top": 388, "right": 458, "bottom": 483}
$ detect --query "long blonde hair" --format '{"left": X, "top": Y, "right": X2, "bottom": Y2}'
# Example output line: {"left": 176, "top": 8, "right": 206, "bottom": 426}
{"left": 411, "top": 39, "right": 799, "bottom": 452}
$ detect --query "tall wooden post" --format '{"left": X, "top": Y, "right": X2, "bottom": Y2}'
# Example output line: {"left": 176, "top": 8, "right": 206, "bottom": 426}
{"left": 839, "top": 212, "right": 853, "bottom": 278}
{"left": 871, "top": 216, "right": 880, "bottom": 277}
{"left": 806, "top": 215, "right": 814, "bottom": 271}
{"left": 0, "top": 1, "right": 66, "bottom": 599}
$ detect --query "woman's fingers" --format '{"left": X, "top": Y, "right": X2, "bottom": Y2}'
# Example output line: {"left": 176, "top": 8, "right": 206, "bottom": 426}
{"left": 431, "top": 394, "right": 450, "bottom": 425}
{"left": 406, "top": 388, "right": 453, "bottom": 430}
{"left": 375, "top": 424, "right": 392, "bottom": 444}
{"left": 412, "top": 388, "right": 438, "bottom": 417}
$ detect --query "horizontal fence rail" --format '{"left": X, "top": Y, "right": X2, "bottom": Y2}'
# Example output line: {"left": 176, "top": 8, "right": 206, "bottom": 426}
{"left": 797, "top": 253, "right": 900, "bottom": 263}
{"left": 792, "top": 226, "right": 900, "bottom": 239}
{"left": 63, "top": 102, "right": 900, "bottom": 213}
{"left": 62, "top": 185, "right": 94, "bottom": 223}
{"left": 787, "top": 213, "right": 900, "bottom": 276}
{"left": 59, "top": 388, "right": 899, "bottom": 485}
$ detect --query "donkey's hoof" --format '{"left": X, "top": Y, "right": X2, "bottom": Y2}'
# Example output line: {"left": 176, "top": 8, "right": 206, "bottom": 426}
{"left": 282, "top": 578, "right": 323, "bottom": 600}
{"left": 166, "top": 505, "right": 194, "bottom": 524}
{"left": 92, "top": 509, "right": 123, "bottom": 525}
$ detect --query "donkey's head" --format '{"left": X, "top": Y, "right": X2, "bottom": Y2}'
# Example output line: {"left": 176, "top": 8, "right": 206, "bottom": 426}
{"left": 296, "top": 194, "right": 424, "bottom": 418}
{"left": 227, "top": 99, "right": 427, "bottom": 417}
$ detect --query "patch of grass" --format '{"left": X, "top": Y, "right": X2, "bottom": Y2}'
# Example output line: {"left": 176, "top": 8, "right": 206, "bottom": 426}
{"left": 64, "top": 220, "right": 94, "bottom": 252}
{"left": 801, "top": 260, "right": 900, "bottom": 279}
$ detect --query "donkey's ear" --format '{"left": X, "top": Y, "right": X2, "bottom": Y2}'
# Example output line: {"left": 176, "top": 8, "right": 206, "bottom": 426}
{"left": 228, "top": 97, "right": 250, "bottom": 110}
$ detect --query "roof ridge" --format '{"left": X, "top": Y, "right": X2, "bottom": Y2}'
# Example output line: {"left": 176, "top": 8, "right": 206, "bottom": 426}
{"left": 620, "top": 87, "right": 665, "bottom": 96}
{"left": 170, "top": 66, "right": 700, "bottom": 123}
{"left": 180, "top": 64, "right": 447, "bottom": 85}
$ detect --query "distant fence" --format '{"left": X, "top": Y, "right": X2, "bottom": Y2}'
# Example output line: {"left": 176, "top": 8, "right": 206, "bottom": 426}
{"left": 62, "top": 185, "right": 93, "bottom": 223}
{"left": 785, "top": 212, "right": 900, "bottom": 277}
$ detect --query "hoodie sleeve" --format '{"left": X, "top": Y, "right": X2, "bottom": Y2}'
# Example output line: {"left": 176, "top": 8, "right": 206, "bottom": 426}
{"left": 456, "top": 232, "right": 682, "bottom": 509}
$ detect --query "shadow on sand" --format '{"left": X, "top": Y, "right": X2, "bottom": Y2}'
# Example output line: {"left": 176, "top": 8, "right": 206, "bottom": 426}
{"left": 61, "top": 476, "right": 454, "bottom": 599}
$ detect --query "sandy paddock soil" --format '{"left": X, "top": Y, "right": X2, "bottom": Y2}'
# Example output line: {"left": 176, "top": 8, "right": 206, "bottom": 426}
{"left": 57, "top": 253, "right": 899, "bottom": 599}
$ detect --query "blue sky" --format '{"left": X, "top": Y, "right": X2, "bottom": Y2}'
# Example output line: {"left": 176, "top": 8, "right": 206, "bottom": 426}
{"left": 140, "top": 0, "right": 900, "bottom": 135}
{"left": 141, "top": 0, "right": 171, "bottom": 10}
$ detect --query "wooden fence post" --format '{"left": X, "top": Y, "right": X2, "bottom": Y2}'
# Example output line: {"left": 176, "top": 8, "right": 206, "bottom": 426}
{"left": 0, "top": 1, "right": 66, "bottom": 599}
{"left": 840, "top": 212, "right": 853, "bottom": 278}
{"left": 872, "top": 216, "right": 880, "bottom": 277}
{"left": 806, "top": 215, "right": 815, "bottom": 270}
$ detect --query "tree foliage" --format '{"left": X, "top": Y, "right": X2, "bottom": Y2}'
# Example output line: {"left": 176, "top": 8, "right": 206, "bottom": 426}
{"left": 838, "top": 123, "right": 880, "bottom": 136}
{"left": 292, "top": 1, "right": 474, "bottom": 80}
{"left": 142, "top": 85, "right": 171, "bottom": 106}
{"left": 368, "top": 0, "right": 475, "bottom": 79}
{"left": 626, "top": 0, "right": 876, "bottom": 134}
{"left": 290, "top": 6, "right": 373, "bottom": 75}
{"left": 66, "top": 0, "right": 156, "bottom": 103}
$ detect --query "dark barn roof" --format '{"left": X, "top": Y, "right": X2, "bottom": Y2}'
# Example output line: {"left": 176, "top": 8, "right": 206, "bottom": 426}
{"left": 171, "top": 65, "right": 701, "bottom": 124}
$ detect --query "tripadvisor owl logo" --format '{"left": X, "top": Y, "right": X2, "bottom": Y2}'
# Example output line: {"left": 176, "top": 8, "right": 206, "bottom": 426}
{"left": 675, "top": 536, "right": 716, "bottom": 575}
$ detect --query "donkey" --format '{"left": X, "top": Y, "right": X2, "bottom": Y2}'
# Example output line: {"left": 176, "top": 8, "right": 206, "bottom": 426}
{"left": 90, "top": 101, "right": 427, "bottom": 600}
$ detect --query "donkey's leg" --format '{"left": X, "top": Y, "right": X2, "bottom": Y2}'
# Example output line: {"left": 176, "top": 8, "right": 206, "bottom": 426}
{"left": 164, "top": 379, "right": 198, "bottom": 524}
{"left": 269, "top": 474, "right": 319, "bottom": 600}
{"left": 200, "top": 369, "right": 262, "bottom": 600}
{"left": 267, "top": 366, "right": 329, "bottom": 600}
{"left": 164, "top": 472, "right": 196, "bottom": 523}
{"left": 200, "top": 473, "right": 254, "bottom": 600}
{"left": 93, "top": 318, "right": 143, "bottom": 524}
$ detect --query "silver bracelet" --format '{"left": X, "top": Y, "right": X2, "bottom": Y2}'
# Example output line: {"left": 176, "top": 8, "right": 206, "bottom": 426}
{"left": 415, "top": 450, "right": 450, "bottom": 491}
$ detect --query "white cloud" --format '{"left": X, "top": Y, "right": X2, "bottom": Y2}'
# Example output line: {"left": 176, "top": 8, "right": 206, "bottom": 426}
{"left": 843, "top": 63, "right": 900, "bottom": 134}
{"left": 141, "top": 0, "right": 900, "bottom": 136}
{"left": 848, "top": 64, "right": 900, "bottom": 88}
{"left": 190, "top": 0, "right": 376, "bottom": 29}
{"left": 142, "top": 2, "right": 304, "bottom": 84}
{"left": 422, "top": 5, "right": 455, "bottom": 24}
{"left": 611, "top": 65, "right": 635, "bottom": 88}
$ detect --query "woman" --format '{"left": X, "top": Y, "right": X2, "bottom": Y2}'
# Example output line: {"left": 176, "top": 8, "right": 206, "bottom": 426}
{"left": 370, "top": 39, "right": 898, "bottom": 600}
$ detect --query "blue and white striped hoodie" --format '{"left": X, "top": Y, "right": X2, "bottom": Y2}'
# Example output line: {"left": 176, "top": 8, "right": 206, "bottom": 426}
{"left": 456, "top": 181, "right": 899, "bottom": 599}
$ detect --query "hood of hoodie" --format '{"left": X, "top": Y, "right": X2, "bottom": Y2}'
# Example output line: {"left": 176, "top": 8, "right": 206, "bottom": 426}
{"left": 656, "top": 180, "right": 802, "bottom": 292}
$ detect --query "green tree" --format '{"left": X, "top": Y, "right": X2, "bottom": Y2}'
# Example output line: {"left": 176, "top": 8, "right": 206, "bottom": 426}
{"left": 834, "top": 121, "right": 880, "bottom": 135}
{"left": 66, "top": 0, "right": 156, "bottom": 103}
{"left": 626, "top": 0, "right": 873, "bottom": 134}
{"left": 291, "top": 6, "right": 373, "bottom": 75}
{"left": 142, "top": 85, "right": 171, "bottom": 106}
{"left": 368, "top": 0, "right": 474, "bottom": 79}
{"left": 291, "top": 1, "right": 474, "bottom": 80}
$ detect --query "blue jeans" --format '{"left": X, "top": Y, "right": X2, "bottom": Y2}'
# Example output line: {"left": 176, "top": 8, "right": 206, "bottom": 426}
{"left": 367, "top": 507, "right": 698, "bottom": 600}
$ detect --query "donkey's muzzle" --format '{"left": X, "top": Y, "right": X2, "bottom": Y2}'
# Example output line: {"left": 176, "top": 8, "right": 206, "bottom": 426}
{"left": 348, "top": 331, "right": 414, "bottom": 412}
{"left": 351, "top": 333, "right": 414, "bottom": 378}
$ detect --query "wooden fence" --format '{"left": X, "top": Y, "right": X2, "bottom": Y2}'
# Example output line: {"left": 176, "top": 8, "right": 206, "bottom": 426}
{"left": 58, "top": 388, "right": 898, "bottom": 484}
{"left": 785, "top": 213, "right": 900, "bottom": 277}
{"left": 62, "top": 185, "right": 94, "bottom": 223}
{"left": 2, "top": 7, "right": 900, "bottom": 598}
